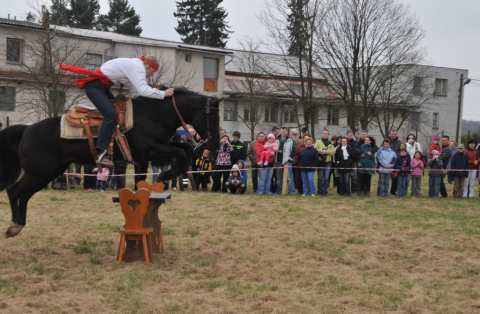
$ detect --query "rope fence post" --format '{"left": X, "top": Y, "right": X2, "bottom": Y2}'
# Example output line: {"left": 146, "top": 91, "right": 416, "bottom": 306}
{"left": 282, "top": 165, "right": 288, "bottom": 195}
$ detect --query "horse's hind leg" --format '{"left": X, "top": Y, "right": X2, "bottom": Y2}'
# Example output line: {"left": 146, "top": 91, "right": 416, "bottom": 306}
{"left": 5, "top": 173, "right": 52, "bottom": 238}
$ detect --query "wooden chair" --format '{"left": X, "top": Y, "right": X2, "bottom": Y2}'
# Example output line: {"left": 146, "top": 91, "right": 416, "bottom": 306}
{"left": 117, "top": 188, "right": 153, "bottom": 267}
{"left": 135, "top": 181, "right": 165, "bottom": 253}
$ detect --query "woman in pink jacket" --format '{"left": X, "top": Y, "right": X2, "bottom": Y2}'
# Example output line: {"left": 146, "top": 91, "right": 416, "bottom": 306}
{"left": 410, "top": 151, "right": 425, "bottom": 197}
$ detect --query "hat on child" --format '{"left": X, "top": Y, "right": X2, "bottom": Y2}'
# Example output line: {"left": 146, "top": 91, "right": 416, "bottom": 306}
{"left": 432, "top": 150, "right": 440, "bottom": 156}
{"left": 458, "top": 144, "right": 465, "bottom": 149}
{"left": 203, "top": 149, "right": 210, "bottom": 154}
{"left": 346, "top": 129, "right": 353, "bottom": 135}
{"left": 433, "top": 136, "right": 440, "bottom": 141}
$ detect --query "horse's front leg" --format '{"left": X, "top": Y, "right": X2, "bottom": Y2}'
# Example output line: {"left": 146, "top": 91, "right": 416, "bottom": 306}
{"left": 146, "top": 142, "right": 193, "bottom": 182}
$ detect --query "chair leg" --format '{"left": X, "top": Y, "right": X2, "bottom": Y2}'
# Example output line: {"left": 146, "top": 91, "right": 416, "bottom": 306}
{"left": 118, "top": 234, "right": 126, "bottom": 265}
{"left": 147, "top": 233, "right": 153, "bottom": 263}
{"left": 142, "top": 234, "right": 150, "bottom": 267}
{"left": 158, "top": 225, "right": 165, "bottom": 253}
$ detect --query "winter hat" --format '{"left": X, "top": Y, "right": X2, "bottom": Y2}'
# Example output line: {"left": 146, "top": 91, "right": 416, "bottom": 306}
{"left": 433, "top": 136, "right": 440, "bottom": 141}
{"left": 267, "top": 134, "right": 275, "bottom": 141}
{"left": 432, "top": 150, "right": 440, "bottom": 156}
{"left": 231, "top": 164, "right": 240, "bottom": 172}
{"left": 458, "top": 144, "right": 465, "bottom": 149}
{"left": 346, "top": 129, "right": 353, "bottom": 135}
{"left": 237, "top": 159, "right": 245, "bottom": 167}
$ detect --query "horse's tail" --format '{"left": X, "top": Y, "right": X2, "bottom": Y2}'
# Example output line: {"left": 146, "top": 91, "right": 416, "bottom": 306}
{"left": 0, "top": 124, "right": 28, "bottom": 191}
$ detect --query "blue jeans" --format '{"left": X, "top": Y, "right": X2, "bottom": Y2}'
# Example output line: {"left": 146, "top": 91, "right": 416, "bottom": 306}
{"left": 84, "top": 80, "right": 116, "bottom": 151}
{"left": 96, "top": 180, "right": 106, "bottom": 191}
{"left": 276, "top": 162, "right": 296, "bottom": 194}
{"left": 397, "top": 175, "right": 408, "bottom": 196}
{"left": 429, "top": 176, "right": 441, "bottom": 197}
{"left": 317, "top": 163, "right": 331, "bottom": 193}
{"left": 378, "top": 173, "right": 391, "bottom": 196}
{"left": 258, "top": 167, "right": 274, "bottom": 195}
{"left": 301, "top": 171, "right": 316, "bottom": 196}
{"left": 338, "top": 172, "right": 351, "bottom": 196}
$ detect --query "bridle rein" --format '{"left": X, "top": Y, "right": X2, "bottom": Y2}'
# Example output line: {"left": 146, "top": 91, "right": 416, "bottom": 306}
{"left": 171, "top": 95, "right": 219, "bottom": 150}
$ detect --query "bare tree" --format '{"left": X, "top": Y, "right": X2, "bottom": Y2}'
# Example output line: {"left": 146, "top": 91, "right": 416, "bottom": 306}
{"left": 258, "top": 0, "right": 333, "bottom": 140}
{"left": 314, "top": 0, "right": 428, "bottom": 134}
{"left": 0, "top": 4, "right": 99, "bottom": 122}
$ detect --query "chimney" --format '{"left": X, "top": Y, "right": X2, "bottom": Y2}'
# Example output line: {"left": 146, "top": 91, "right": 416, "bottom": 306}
{"left": 42, "top": 11, "right": 50, "bottom": 28}
{"left": 14, "top": 16, "right": 16, "bottom": 20}
{"left": 8, "top": 14, "right": 10, "bottom": 19}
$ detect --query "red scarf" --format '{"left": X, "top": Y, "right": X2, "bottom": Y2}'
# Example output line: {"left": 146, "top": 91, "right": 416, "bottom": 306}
{"left": 58, "top": 62, "right": 114, "bottom": 89}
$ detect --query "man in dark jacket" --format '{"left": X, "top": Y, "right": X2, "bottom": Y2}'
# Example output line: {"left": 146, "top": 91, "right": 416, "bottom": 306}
{"left": 450, "top": 144, "right": 469, "bottom": 198}
{"left": 355, "top": 130, "right": 379, "bottom": 195}
{"left": 346, "top": 130, "right": 358, "bottom": 193}
{"left": 230, "top": 131, "right": 247, "bottom": 165}
{"left": 388, "top": 129, "right": 402, "bottom": 195}
{"left": 439, "top": 135, "right": 452, "bottom": 197}
{"left": 247, "top": 133, "right": 259, "bottom": 192}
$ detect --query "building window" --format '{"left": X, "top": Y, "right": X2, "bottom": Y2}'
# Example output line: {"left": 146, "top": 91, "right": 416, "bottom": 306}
{"left": 435, "top": 79, "right": 447, "bottom": 96}
{"left": 48, "top": 91, "right": 66, "bottom": 116}
{"left": 432, "top": 112, "right": 438, "bottom": 128}
{"left": 283, "top": 104, "right": 295, "bottom": 123}
{"left": 224, "top": 100, "right": 237, "bottom": 121}
{"left": 0, "top": 86, "right": 15, "bottom": 111}
{"left": 413, "top": 76, "right": 422, "bottom": 96}
{"left": 265, "top": 105, "right": 277, "bottom": 123}
{"left": 7, "top": 38, "right": 23, "bottom": 63}
{"left": 203, "top": 57, "right": 218, "bottom": 92}
{"left": 327, "top": 106, "right": 339, "bottom": 125}
{"left": 185, "top": 54, "right": 191, "bottom": 63}
{"left": 409, "top": 113, "right": 420, "bottom": 131}
{"left": 307, "top": 106, "right": 318, "bottom": 122}
{"left": 85, "top": 53, "right": 103, "bottom": 71}
{"left": 243, "top": 102, "right": 255, "bottom": 122}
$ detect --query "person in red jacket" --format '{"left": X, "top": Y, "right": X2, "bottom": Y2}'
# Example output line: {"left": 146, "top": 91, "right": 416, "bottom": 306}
{"left": 463, "top": 139, "right": 479, "bottom": 198}
{"left": 255, "top": 132, "right": 276, "bottom": 195}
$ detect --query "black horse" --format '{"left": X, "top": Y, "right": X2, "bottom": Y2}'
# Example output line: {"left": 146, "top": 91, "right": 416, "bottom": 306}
{"left": 0, "top": 87, "right": 221, "bottom": 238}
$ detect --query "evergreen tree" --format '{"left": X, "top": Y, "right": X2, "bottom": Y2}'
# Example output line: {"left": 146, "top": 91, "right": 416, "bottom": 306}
{"left": 97, "top": 0, "right": 142, "bottom": 36}
{"left": 287, "top": 0, "right": 307, "bottom": 56}
{"left": 174, "top": 0, "right": 232, "bottom": 48}
{"left": 68, "top": 0, "right": 100, "bottom": 29}
{"left": 50, "top": 0, "right": 69, "bottom": 26}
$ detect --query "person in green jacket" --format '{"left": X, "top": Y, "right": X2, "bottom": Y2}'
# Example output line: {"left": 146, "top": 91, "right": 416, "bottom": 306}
{"left": 314, "top": 130, "right": 335, "bottom": 195}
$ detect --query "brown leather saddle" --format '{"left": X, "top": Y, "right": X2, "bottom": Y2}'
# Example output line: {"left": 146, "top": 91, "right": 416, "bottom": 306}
{"left": 64, "top": 93, "right": 133, "bottom": 166}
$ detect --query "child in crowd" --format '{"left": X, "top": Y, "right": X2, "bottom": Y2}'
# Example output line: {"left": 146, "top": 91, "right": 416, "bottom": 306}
{"left": 237, "top": 160, "right": 248, "bottom": 190}
{"left": 377, "top": 138, "right": 397, "bottom": 197}
{"left": 427, "top": 150, "right": 443, "bottom": 197}
{"left": 225, "top": 164, "right": 245, "bottom": 194}
{"left": 92, "top": 166, "right": 110, "bottom": 192}
{"left": 297, "top": 136, "right": 319, "bottom": 197}
{"left": 195, "top": 150, "right": 212, "bottom": 192}
{"left": 394, "top": 148, "right": 411, "bottom": 197}
{"left": 410, "top": 151, "right": 425, "bottom": 197}
{"left": 258, "top": 134, "right": 278, "bottom": 166}
{"left": 429, "top": 136, "right": 442, "bottom": 158}
{"left": 450, "top": 144, "right": 469, "bottom": 198}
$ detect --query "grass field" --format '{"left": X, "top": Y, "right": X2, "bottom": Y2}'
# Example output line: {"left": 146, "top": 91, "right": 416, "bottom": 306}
{"left": 1, "top": 172, "right": 480, "bottom": 314}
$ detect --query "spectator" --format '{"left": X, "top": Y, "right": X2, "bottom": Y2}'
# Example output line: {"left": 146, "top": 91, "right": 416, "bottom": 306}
{"left": 406, "top": 134, "right": 422, "bottom": 160}
{"left": 294, "top": 131, "right": 310, "bottom": 195}
{"left": 230, "top": 131, "right": 246, "bottom": 165}
{"left": 297, "top": 136, "right": 319, "bottom": 197}
{"left": 258, "top": 135, "right": 278, "bottom": 166}
{"left": 195, "top": 150, "right": 213, "bottom": 192}
{"left": 225, "top": 164, "right": 245, "bottom": 194}
{"left": 463, "top": 139, "right": 479, "bottom": 198}
{"left": 212, "top": 135, "right": 233, "bottom": 193}
{"left": 335, "top": 137, "right": 354, "bottom": 197}
{"left": 247, "top": 133, "right": 259, "bottom": 192}
{"left": 358, "top": 136, "right": 376, "bottom": 196}
{"left": 255, "top": 133, "right": 275, "bottom": 196}
{"left": 355, "top": 132, "right": 361, "bottom": 141}
{"left": 429, "top": 136, "right": 442, "bottom": 159}
{"left": 385, "top": 129, "right": 402, "bottom": 196}
{"left": 410, "top": 151, "right": 425, "bottom": 197}
{"left": 447, "top": 140, "right": 458, "bottom": 184}
{"left": 237, "top": 160, "right": 248, "bottom": 191}
{"left": 355, "top": 130, "right": 378, "bottom": 195}
{"left": 428, "top": 150, "right": 444, "bottom": 198}
{"left": 439, "top": 136, "right": 452, "bottom": 197}
{"left": 328, "top": 135, "right": 339, "bottom": 190}
{"left": 377, "top": 138, "right": 397, "bottom": 197}
{"left": 270, "top": 126, "right": 280, "bottom": 193}
{"left": 450, "top": 144, "right": 468, "bottom": 198}
{"left": 394, "top": 148, "right": 411, "bottom": 197}
{"left": 93, "top": 166, "right": 110, "bottom": 192}
{"left": 300, "top": 127, "right": 308, "bottom": 140}
{"left": 315, "top": 129, "right": 335, "bottom": 195}
{"left": 290, "top": 129, "right": 302, "bottom": 193}
{"left": 332, "top": 136, "right": 343, "bottom": 193}
{"left": 275, "top": 127, "right": 296, "bottom": 195}
{"left": 220, "top": 128, "right": 226, "bottom": 138}
{"left": 346, "top": 130, "right": 358, "bottom": 193}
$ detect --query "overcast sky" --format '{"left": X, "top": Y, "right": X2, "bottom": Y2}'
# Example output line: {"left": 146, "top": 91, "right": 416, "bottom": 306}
{"left": 5, "top": 0, "right": 480, "bottom": 120}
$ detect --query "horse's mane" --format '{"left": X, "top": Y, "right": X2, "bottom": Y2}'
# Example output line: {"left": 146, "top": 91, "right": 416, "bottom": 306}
{"left": 158, "top": 85, "right": 204, "bottom": 97}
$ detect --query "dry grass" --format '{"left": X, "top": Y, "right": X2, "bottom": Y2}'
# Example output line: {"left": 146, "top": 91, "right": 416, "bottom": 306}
{"left": 1, "top": 174, "right": 480, "bottom": 313}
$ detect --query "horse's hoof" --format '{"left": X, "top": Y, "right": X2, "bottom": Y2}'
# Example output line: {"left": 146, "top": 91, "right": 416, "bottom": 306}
{"left": 5, "top": 223, "right": 23, "bottom": 238}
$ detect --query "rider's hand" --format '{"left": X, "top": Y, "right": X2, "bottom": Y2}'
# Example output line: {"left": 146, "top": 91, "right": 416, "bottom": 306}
{"left": 164, "top": 88, "right": 174, "bottom": 97}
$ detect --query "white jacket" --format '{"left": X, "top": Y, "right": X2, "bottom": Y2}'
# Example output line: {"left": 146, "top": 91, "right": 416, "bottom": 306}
{"left": 275, "top": 137, "right": 294, "bottom": 165}
{"left": 406, "top": 141, "right": 422, "bottom": 160}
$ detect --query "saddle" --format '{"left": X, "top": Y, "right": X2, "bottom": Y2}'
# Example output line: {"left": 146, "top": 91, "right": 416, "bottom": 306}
{"left": 64, "top": 93, "right": 133, "bottom": 166}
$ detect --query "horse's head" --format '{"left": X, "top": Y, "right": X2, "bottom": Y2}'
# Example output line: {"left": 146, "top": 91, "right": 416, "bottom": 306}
{"left": 191, "top": 96, "right": 221, "bottom": 153}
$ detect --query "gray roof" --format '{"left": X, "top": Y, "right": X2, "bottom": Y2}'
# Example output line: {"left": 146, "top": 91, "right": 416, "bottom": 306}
{"left": 0, "top": 17, "right": 45, "bottom": 29}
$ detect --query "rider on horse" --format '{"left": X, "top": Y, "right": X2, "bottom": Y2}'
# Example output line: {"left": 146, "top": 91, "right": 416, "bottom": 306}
{"left": 59, "top": 56, "right": 175, "bottom": 167}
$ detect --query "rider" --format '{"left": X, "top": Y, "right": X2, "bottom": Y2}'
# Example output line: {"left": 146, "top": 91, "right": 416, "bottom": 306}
{"left": 59, "top": 56, "right": 175, "bottom": 167}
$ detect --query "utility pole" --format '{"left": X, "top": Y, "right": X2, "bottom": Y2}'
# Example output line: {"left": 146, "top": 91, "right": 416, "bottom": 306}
{"left": 456, "top": 74, "right": 463, "bottom": 144}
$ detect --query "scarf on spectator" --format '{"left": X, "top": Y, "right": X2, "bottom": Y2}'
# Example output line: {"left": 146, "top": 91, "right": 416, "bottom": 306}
{"left": 341, "top": 145, "right": 349, "bottom": 160}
